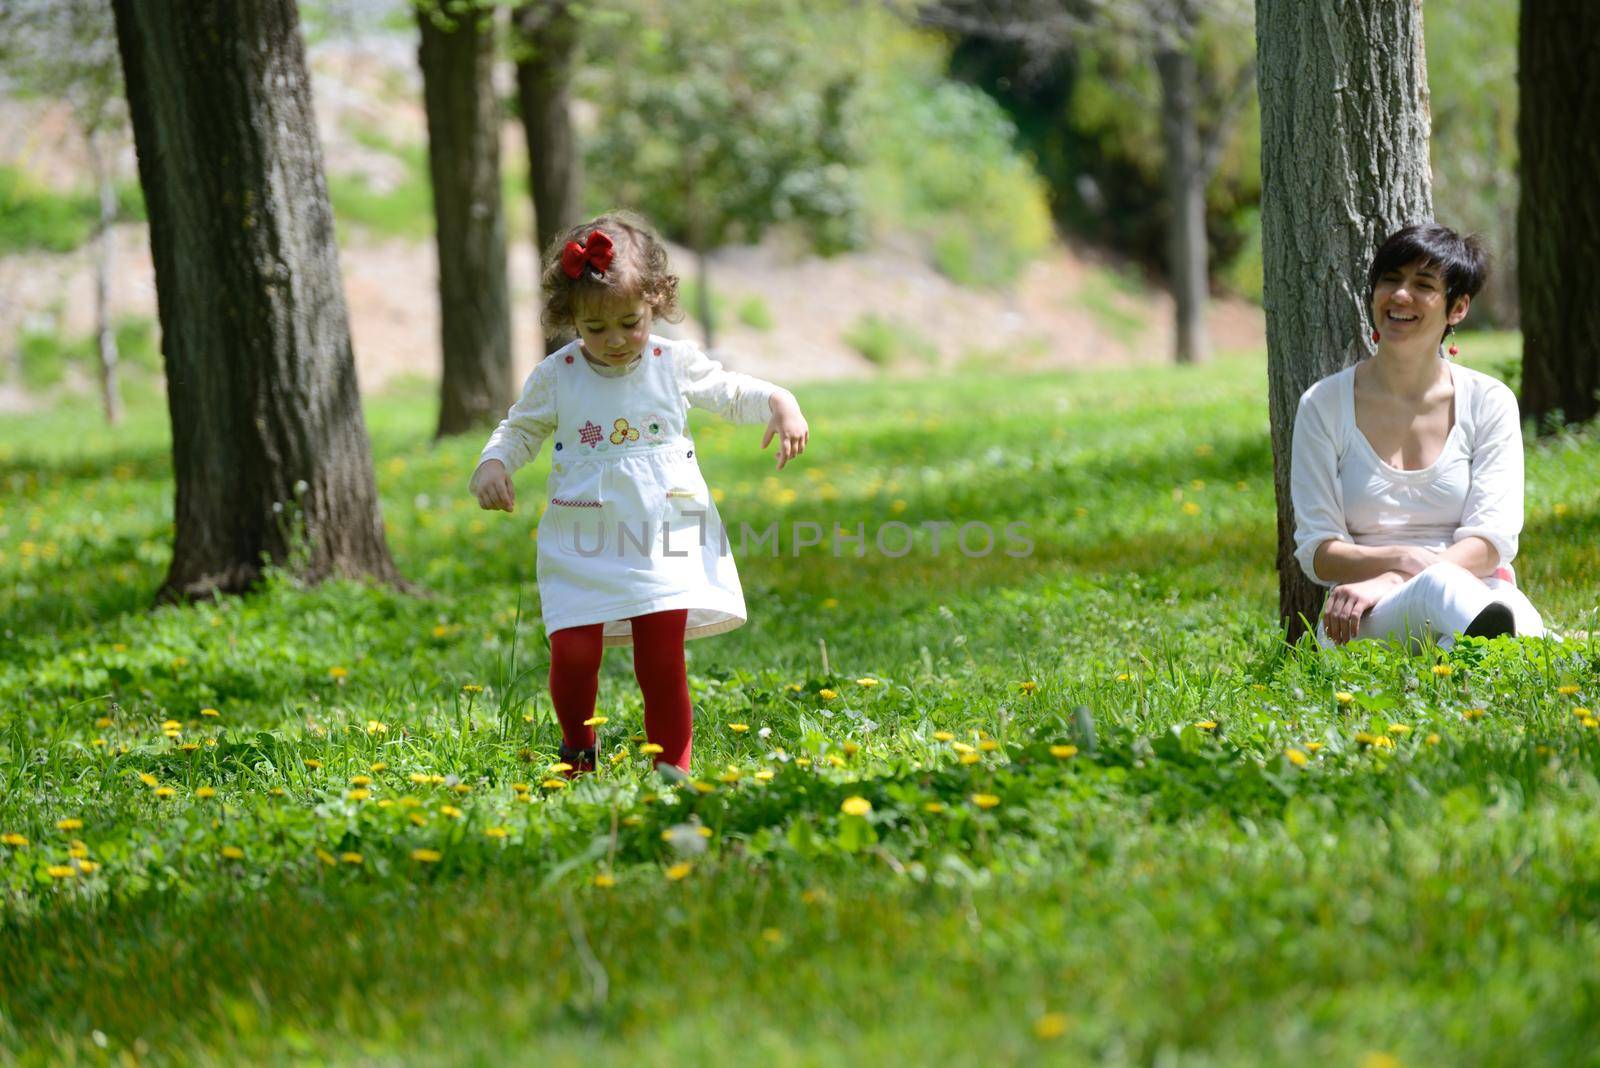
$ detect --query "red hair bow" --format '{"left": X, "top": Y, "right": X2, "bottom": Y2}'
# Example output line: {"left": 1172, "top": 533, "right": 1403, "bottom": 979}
{"left": 560, "top": 230, "right": 615, "bottom": 279}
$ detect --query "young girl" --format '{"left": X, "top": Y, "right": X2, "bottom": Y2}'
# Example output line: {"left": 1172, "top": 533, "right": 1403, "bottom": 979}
{"left": 469, "top": 211, "right": 809, "bottom": 773}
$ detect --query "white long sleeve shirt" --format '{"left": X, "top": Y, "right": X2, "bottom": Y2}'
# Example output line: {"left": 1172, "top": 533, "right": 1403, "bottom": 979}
{"left": 1290, "top": 361, "right": 1525, "bottom": 587}
{"left": 477, "top": 336, "right": 781, "bottom": 475}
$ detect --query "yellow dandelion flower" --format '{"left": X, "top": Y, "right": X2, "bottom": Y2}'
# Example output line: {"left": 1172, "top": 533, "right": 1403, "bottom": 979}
{"left": 691, "top": 781, "right": 717, "bottom": 794}
{"left": 1116, "top": 673, "right": 1131, "bottom": 682}
{"left": 826, "top": 753, "right": 847, "bottom": 768}
{"left": 347, "top": 788, "right": 371, "bottom": 801}
{"left": 92, "top": 738, "right": 107, "bottom": 748}
{"left": 583, "top": 715, "right": 608, "bottom": 726}
{"left": 639, "top": 743, "right": 664, "bottom": 755}
{"left": 856, "top": 677, "right": 879, "bottom": 688}
{"left": 452, "top": 783, "right": 471, "bottom": 795}
{"left": 950, "top": 741, "right": 975, "bottom": 754}
{"left": 959, "top": 752, "right": 981, "bottom": 766}
{"left": 1, "top": 833, "right": 28, "bottom": 847}
{"left": 594, "top": 873, "right": 617, "bottom": 888}
{"left": 411, "top": 848, "right": 442, "bottom": 863}
{"left": 761, "top": 927, "right": 783, "bottom": 945}
{"left": 432, "top": 625, "right": 450, "bottom": 638}
{"left": 821, "top": 597, "right": 839, "bottom": 609}
{"left": 1464, "top": 708, "right": 1487, "bottom": 720}
{"left": 550, "top": 763, "right": 573, "bottom": 773}
{"left": 56, "top": 818, "right": 83, "bottom": 831}
{"left": 153, "top": 786, "right": 176, "bottom": 799}
{"left": 427, "top": 774, "right": 445, "bottom": 785}
{"left": 75, "top": 859, "right": 100, "bottom": 874}
{"left": 1426, "top": 733, "right": 1442, "bottom": 745}
{"left": 842, "top": 740, "right": 861, "bottom": 756}
{"left": 409, "top": 773, "right": 432, "bottom": 784}
{"left": 622, "top": 815, "right": 644, "bottom": 827}
{"left": 978, "top": 740, "right": 1000, "bottom": 752}
{"left": 484, "top": 827, "right": 509, "bottom": 839}
{"left": 204, "top": 738, "right": 218, "bottom": 748}
{"left": 971, "top": 793, "right": 1001, "bottom": 809}
{"left": 94, "top": 716, "right": 113, "bottom": 729}
{"left": 47, "top": 865, "right": 78, "bottom": 879}
{"left": 163, "top": 729, "right": 181, "bottom": 740}
{"left": 220, "top": 846, "right": 245, "bottom": 860}
{"left": 840, "top": 796, "right": 872, "bottom": 817}
{"left": 923, "top": 802, "right": 945, "bottom": 814}
{"left": 200, "top": 708, "right": 220, "bottom": 718}
{"left": 1285, "top": 748, "right": 1309, "bottom": 767}
{"left": 1374, "top": 736, "right": 1395, "bottom": 749}
{"left": 1575, "top": 707, "right": 1594, "bottom": 719}
{"left": 269, "top": 787, "right": 286, "bottom": 797}
{"left": 541, "top": 779, "right": 567, "bottom": 790}
{"left": 350, "top": 775, "right": 373, "bottom": 787}
{"left": 511, "top": 782, "right": 531, "bottom": 794}
{"left": 304, "top": 759, "right": 323, "bottom": 770}
{"left": 933, "top": 730, "right": 955, "bottom": 742}
{"left": 160, "top": 719, "right": 181, "bottom": 731}
{"left": 366, "top": 721, "right": 388, "bottom": 735}
{"left": 1557, "top": 685, "right": 1581, "bottom": 696}
{"left": 461, "top": 683, "right": 483, "bottom": 694}
{"left": 728, "top": 723, "right": 750, "bottom": 733}
{"left": 340, "top": 852, "right": 363, "bottom": 865}
{"left": 795, "top": 757, "right": 812, "bottom": 767}
{"left": 718, "top": 770, "right": 742, "bottom": 784}
{"left": 1388, "top": 723, "right": 1411, "bottom": 735}
{"left": 1305, "top": 742, "right": 1325, "bottom": 752}
{"left": 328, "top": 666, "right": 349, "bottom": 679}
{"left": 801, "top": 887, "right": 828, "bottom": 905}
{"left": 1018, "top": 681, "right": 1039, "bottom": 695}
{"left": 195, "top": 786, "right": 216, "bottom": 799}
{"left": 440, "top": 805, "right": 463, "bottom": 819}
{"left": 409, "top": 812, "right": 429, "bottom": 827}
{"left": 1358, "top": 1053, "right": 1402, "bottom": 1068}
{"left": 818, "top": 688, "right": 838, "bottom": 700}
{"left": 1432, "top": 664, "right": 1453, "bottom": 677}
{"left": 1195, "top": 720, "right": 1218, "bottom": 731}
{"left": 369, "top": 762, "right": 387, "bottom": 772}
{"left": 665, "top": 861, "right": 693, "bottom": 881}
{"left": 1354, "top": 732, "right": 1378, "bottom": 746}
{"left": 68, "top": 841, "right": 89, "bottom": 858}
{"left": 754, "top": 768, "right": 775, "bottom": 782}
{"left": 610, "top": 750, "right": 627, "bottom": 764}
{"left": 1049, "top": 744, "right": 1079, "bottom": 759}
{"left": 1335, "top": 692, "right": 1355, "bottom": 706}
{"left": 1034, "top": 1012, "right": 1070, "bottom": 1040}
{"left": 178, "top": 742, "right": 200, "bottom": 753}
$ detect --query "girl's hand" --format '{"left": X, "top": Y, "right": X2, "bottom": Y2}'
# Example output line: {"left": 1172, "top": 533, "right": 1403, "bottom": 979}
{"left": 470, "top": 459, "right": 515, "bottom": 512}
{"left": 762, "top": 391, "right": 809, "bottom": 471}
{"left": 1322, "top": 572, "right": 1404, "bottom": 645}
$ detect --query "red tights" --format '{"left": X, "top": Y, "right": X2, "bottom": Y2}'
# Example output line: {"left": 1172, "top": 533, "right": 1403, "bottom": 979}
{"left": 548, "top": 609, "right": 692, "bottom": 771}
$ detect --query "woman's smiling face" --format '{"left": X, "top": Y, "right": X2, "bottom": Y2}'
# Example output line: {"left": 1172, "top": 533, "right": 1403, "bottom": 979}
{"left": 1371, "top": 259, "right": 1469, "bottom": 343}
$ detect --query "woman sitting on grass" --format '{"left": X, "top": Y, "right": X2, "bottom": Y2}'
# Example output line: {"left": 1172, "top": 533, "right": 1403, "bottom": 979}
{"left": 1291, "top": 223, "right": 1545, "bottom": 648}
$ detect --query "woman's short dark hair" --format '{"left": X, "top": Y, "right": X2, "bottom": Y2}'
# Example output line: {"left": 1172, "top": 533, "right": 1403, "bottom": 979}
{"left": 1367, "top": 223, "right": 1489, "bottom": 329}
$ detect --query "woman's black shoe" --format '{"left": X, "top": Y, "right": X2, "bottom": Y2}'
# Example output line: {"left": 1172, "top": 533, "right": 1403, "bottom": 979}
{"left": 1463, "top": 601, "right": 1516, "bottom": 639}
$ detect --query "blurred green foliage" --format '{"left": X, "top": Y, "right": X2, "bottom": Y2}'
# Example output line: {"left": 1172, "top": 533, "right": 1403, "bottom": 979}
{"left": 0, "top": 166, "right": 145, "bottom": 254}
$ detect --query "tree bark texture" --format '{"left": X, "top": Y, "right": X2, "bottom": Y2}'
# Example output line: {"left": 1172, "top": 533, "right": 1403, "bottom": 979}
{"left": 1256, "top": 0, "right": 1432, "bottom": 641}
{"left": 418, "top": 2, "right": 513, "bottom": 439}
{"left": 111, "top": 0, "right": 401, "bottom": 602}
{"left": 1156, "top": 44, "right": 1211, "bottom": 365}
{"left": 1518, "top": 0, "right": 1600, "bottom": 429}
{"left": 514, "top": 1, "right": 582, "bottom": 265}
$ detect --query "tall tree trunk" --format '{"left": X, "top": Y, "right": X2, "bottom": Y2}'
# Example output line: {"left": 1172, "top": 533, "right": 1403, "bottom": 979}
{"left": 111, "top": 0, "right": 401, "bottom": 603}
{"left": 1256, "top": 0, "right": 1432, "bottom": 641}
{"left": 1518, "top": 0, "right": 1600, "bottom": 430}
{"left": 419, "top": 1, "right": 513, "bottom": 439}
{"left": 513, "top": 1, "right": 582, "bottom": 264}
{"left": 1155, "top": 44, "right": 1210, "bottom": 366}
{"left": 86, "top": 125, "right": 122, "bottom": 426}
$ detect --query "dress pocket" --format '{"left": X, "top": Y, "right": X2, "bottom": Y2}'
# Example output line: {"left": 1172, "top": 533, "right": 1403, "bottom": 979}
{"left": 549, "top": 464, "right": 610, "bottom": 555}
{"left": 659, "top": 454, "right": 715, "bottom": 554}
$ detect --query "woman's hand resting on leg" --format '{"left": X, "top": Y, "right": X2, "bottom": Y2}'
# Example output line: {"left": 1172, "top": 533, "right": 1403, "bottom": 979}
{"left": 1322, "top": 572, "right": 1406, "bottom": 645}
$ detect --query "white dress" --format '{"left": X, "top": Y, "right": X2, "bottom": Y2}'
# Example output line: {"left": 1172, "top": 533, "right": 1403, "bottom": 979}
{"left": 478, "top": 335, "right": 779, "bottom": 647}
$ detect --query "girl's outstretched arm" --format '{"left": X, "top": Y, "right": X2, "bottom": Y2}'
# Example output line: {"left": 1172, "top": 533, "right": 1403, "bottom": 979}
{"left": 676, "top": 339, "right": 808, "bottom": 468}
{"left": 472, "top": 356, "right": 559, "bottom": 510}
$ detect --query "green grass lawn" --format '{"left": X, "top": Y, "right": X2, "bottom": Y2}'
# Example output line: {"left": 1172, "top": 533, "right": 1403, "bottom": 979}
{"left": 2, "top": 338, "right": 1599, "bottom": 1066}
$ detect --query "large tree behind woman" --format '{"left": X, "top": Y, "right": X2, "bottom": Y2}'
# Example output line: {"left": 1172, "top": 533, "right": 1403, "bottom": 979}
{"left": 111, "top": 0, "right": 401, "bottom": 601}
{"left": 1255, "top": 0, "right": 1433, "bottom": 640}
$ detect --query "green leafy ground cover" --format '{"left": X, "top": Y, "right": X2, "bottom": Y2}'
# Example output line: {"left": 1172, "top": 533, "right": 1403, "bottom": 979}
{"left": 2, "top": 337, "right": 1599, "bottom": 1065}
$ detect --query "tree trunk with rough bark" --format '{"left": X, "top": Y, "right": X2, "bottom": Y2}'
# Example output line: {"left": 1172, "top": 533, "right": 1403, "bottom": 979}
{"left": 1155, "top": 44, "right": 1210, "bottom": 365}
{"left": 1256, "top": 0, "right": 1432, "bottom": 641}
{"left": 513, "top": 1, "right": 582, "bottom": 265}
{"left": 418, "top": 1, "right": 513, "bottom": 439}
{"left": 111, "top": 0, "right": 401, "bottom": 603}
{"left": 1518, "top": 0, "right": 1600, "bottom": 429}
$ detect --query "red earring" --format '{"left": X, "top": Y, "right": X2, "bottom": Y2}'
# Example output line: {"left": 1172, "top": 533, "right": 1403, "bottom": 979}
{"left": 1371, "top": 329, "right": 1381, "bottom": 342}
{"left": 1448, "top": 342, "right": 1460, "bottom": 356}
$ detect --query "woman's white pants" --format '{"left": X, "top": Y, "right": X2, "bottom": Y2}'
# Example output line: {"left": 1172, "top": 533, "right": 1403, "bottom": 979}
{"left": 1318, "top": 561, "right": 1545, "bottom": 650}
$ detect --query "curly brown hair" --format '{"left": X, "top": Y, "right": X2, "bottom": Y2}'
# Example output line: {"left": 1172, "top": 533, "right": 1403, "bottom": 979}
{"left": 540, "top": 210, "right": 684, "bottom": 340}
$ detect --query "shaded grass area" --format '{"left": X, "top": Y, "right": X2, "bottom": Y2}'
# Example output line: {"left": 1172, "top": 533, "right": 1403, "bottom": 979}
{"left": 3, "top": 343, "right": 1600, "bottom": 1063}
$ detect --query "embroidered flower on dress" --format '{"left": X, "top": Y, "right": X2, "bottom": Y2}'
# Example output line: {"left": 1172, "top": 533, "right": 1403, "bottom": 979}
{"left": 610, "top": 418, "right": 640, "bottom": 446}
{"left": 578, "top": 421, "right": 603, "bottom": 448}
{"left": 639, "top": 414, "right": 669, "bottom": 443}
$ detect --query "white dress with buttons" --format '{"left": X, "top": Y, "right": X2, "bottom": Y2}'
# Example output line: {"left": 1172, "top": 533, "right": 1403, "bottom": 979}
{"left": 479, "top": 335, "right": 778, "bottom": 647}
